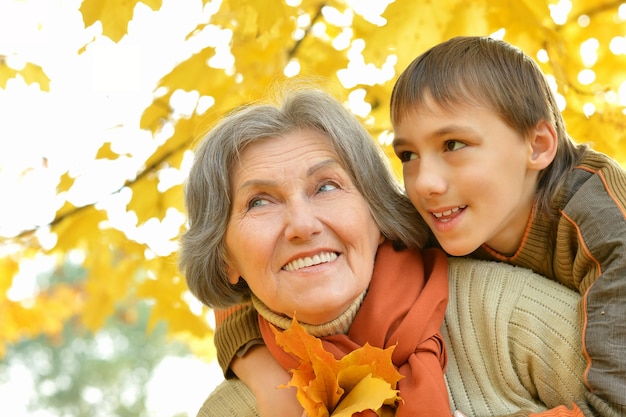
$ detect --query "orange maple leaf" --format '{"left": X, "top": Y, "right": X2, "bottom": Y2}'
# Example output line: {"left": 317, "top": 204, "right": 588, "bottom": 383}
{"left": 272, "top": 318, "right": 403, "bottom": 417}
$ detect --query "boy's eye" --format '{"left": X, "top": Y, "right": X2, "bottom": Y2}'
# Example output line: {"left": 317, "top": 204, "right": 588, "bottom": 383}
{"left": 397, "top": 151, "right": 417, "bottom": 163}
{"left": 444, "top": 140, "right": 466, "bottom": 152}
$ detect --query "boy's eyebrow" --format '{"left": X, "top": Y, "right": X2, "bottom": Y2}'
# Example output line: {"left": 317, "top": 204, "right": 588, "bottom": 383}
{"left": 433, "top": 125, "right": 475, "bottom": 136}
{"left": 392, "top": 124, "right": 476, "bottom": 147}
{"left": 391, "top": 137, "right": 408, "bottom": 148}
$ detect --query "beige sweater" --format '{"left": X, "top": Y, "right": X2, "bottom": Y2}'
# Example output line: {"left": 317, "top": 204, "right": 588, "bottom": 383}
{"left": 197, "top": 258, "right": 586, "bottom": 417}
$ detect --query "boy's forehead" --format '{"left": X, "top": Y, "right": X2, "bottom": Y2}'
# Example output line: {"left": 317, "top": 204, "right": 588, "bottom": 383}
{"left": 395, "top": 96, "right": 465, "bottom": 122}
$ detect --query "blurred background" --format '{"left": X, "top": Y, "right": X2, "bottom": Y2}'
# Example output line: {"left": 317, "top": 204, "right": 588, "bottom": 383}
{"left": 1, "top": 0, "right": 625, "bottom": 416}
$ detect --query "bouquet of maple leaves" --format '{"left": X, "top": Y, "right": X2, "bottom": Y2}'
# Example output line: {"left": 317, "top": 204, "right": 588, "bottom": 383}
{"left": 272, "top": 318, "right": 404, "bottom": 417}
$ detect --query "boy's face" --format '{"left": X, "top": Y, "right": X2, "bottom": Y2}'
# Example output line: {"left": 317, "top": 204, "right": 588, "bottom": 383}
{"left": 392, "top": 95, "right": 541, "bottom": 256}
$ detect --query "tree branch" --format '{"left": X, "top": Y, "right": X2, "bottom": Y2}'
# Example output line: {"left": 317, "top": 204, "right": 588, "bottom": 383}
{"left": 2, "top": 129, "right": 193, "bottom": 244}
{"left": 287, "top": 4, "right": 325, "bottom": 59}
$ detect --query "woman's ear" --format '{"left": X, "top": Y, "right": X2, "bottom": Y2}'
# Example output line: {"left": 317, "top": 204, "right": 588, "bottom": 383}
{"left": 527, "top": 120, "right": 558, "bottom": 170}
{"left": 225, "top": 263, "right": 242, "bottom": 285}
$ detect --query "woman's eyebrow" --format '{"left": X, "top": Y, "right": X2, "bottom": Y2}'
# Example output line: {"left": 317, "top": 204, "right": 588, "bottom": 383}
{"left": 307, "top": 159, "right": 341, "bottom": 176}
{"left": 237, "top": 159, "right": 342, "bottom": 191}
{"left": 238, "top": 179, "right": 276, "bottom": 191}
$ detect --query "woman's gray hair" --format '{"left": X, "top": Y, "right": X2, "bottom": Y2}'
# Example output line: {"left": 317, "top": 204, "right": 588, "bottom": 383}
{"left": 179, "top": 88, "right": 429, "bottom": 308}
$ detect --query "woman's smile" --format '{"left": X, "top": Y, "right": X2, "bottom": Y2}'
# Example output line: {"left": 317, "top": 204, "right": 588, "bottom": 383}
{"left": 282, "top": 251, "right": 339, "bottom": 272}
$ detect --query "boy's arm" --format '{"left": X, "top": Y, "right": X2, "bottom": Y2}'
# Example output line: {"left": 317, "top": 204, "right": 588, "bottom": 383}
{"left": 557, "top": 161, "right": 626, "bottom": 416}
{"left": 213, "top": 304, "right": 303, "bottom": 417}
{"left": 231, "top": 344, "right": 303, "bottom": 417}
{"left": 213, "top": 304, "right": 263, "bottom": 376}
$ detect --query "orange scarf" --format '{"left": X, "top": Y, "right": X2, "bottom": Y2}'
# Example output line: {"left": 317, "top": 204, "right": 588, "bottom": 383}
{"left": 259, "top": 241, "right": 451, "bottom": 416}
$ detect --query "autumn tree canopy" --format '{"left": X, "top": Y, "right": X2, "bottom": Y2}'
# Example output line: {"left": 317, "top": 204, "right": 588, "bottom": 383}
{"left": 1, "top": 0, "right": 625, "bottom": 358}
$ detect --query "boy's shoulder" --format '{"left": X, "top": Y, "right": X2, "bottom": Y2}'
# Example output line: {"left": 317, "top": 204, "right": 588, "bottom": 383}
{"left": 555, "top": 148, "right": 626, "bottom": 211}
{"left": 575, "top": 148, "right": 625, "bottom": 174}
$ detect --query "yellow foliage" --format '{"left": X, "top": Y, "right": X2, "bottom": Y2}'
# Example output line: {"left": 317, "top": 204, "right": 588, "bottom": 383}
{"left": 80, "top": 0, "right": 162, "bottom": 42}
{"left": 51, "top": 205, "right": 108, "bottom": 253}
{"left": 127, "top": 172, "right": 161, "bottom": 225}
{"left": 143, "top": 114, "right": 202, "bottom": 171}
{"left": 0, "top": 61, "right": 50, "bottom": 90}
{"left": 159, "top": 48, "right": 229, "bottom": 94}
{"left": 56, "top": 171, "right": 75, "bottom": 194}
{"left": 0, "top": 283, "right": 81, "bottom": 356}
{"left": 139, "top": 94, "right": 172, "bottom": 134}
{"left": 0, "top": 61, "right": 18, "bottom": 89}
{"left": 272, "top": 318, "right": 402, "bottom": 417}
{"left": 331, "top": 374, "right": 399, "bottom": 417}
{"left": 5, "top": 0, "right": 626, "bottom": 360}
{"left": 17, "top": 62, "right": 50, "bottom": 91}
{"left": 96, "top": 141, "right": 127, "bottom": 160}
{"left": 136, "top": 256, "right": 211, "bottom": 338}
{"left": 0, "top": 256, "right": 19, "bottom": 300}
{"left": 81, "top": 232, "right": 138, "bottom": 330}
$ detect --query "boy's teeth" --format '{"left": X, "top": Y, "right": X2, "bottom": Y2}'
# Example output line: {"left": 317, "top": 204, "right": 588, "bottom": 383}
{"left": 433, "top": 206, "right": 466, "bottom": 218}
{"left": 284, "top": 252, "right": 338, "bottom": 271}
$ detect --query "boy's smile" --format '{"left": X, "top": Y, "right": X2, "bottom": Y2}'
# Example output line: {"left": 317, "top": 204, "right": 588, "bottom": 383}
{"left": 392, "top": 96, "right": 540, "bottom": 256}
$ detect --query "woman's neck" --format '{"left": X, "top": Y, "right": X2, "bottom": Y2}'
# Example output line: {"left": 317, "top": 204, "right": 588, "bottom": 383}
{"left": 251, "top": 290, "right": 367, "bottom": 337}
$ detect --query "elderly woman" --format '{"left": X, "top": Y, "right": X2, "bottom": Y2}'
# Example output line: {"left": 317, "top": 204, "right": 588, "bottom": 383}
{"left": 179, "top": 88, "right": 452, "bottom": 416}
{"left": 179, "top": 89, "right": 587, "bottom": 417}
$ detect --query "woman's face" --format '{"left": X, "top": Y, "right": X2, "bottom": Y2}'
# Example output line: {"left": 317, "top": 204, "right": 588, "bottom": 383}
{"left": 224, "top": 128, "right": 382, "bottom": 325}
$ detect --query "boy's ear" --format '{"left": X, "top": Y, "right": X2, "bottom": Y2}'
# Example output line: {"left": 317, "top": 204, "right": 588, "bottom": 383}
{"left": 527, "top": 120, "right": 558, "bottom": 170}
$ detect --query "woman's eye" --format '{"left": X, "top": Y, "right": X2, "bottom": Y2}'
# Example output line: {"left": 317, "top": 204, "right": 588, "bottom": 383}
{"left": 318, "top": 183, "right": 338, "bottom": 193}
{"left": 445, "top": 140, "right": 466, "bottom": 152}
{"left": 247, "top": 197, "right": 269, "bottom": 210}
{"left": 397, "top": 151, "right": 417, "bottom": 163}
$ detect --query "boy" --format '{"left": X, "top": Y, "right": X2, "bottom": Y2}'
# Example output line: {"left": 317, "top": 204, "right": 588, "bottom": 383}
{"left": 390, "top": 35, "right": 626, "bottom": 417}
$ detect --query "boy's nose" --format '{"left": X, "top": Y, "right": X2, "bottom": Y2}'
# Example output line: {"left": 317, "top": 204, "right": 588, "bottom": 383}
{"left": 284, "top": 198, "right": 323, "bottom": 241}
{"left": 412, "top": 160, "right": 447, "bottom": 197}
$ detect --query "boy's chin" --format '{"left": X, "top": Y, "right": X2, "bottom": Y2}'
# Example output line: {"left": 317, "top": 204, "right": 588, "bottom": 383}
{"left": 439, "top": 241, "right": 477, "bottom": 257}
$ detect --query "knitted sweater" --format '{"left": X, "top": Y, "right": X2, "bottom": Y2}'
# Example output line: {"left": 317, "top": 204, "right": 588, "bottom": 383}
{"left": 471, "top": 149, "right": 626, "bottom": 417}
{"left": 197, "top": 258, "right": 586, "bottom": 417}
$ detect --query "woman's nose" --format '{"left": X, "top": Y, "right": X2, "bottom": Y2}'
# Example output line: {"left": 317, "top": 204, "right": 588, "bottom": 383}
{"left": 284, "top": 198, "right": 323, "bottom": 241}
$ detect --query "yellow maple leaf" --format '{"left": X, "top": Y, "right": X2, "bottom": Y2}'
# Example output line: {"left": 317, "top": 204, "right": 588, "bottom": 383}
{"left": 338, "top": 343, "right": 403, "bottom": 394}
{"left": 127, "top": 173, "right": 160, "bottom": 224}
{"left": 51, "top": 205, "right": 108, "bottom": 252}
{"left": 331, "top": 374, "right": 399, "bottom": 417}
{"left": 80, "top": 0, "right": 162, "bottom": 42}
{"left": 0, "top": 257, "right": 19, "bottom": 301}
{"left": 0, "top": 60, "right": 18, "bottom": 89}
{"left": 0, "top": 61, "right": 50, "bottom": 90}
{"left": 18, "top": 62, "right": 50, "bottom": 91}
{"left": 96, "top": 141, "right": 128, "bottom": 160}
{"left": 56, "top": 171, "right": 75, "bottom": 194}
{"left": 273, "top": 318, "right": 402, "bottom": 417}
{"left": 140, "top": 93, "right": 172, "bottom": 134}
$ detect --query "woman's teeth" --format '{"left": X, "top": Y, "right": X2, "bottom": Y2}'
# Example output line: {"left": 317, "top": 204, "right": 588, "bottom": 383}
{"left": 283, "top": 252, "right": 338, "bottom": 271}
